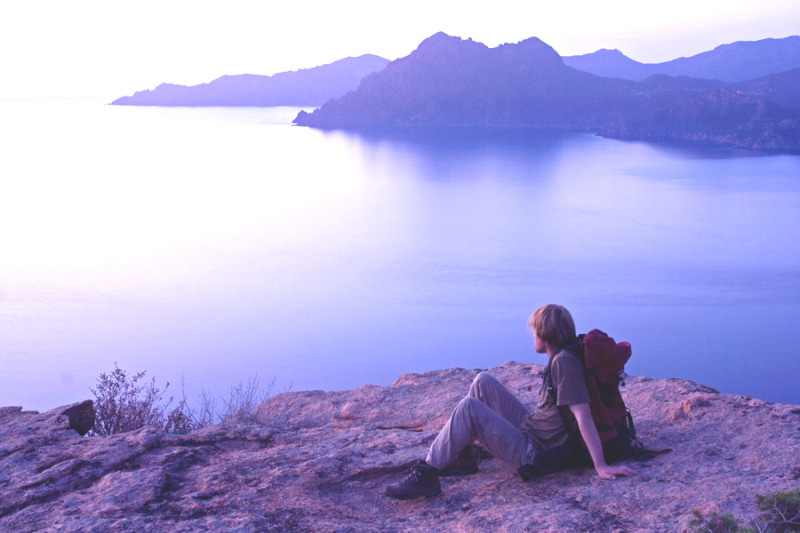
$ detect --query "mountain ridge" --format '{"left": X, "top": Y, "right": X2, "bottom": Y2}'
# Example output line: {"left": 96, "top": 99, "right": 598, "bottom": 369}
{"left": 111, "top": 35, "right": 799, "bottom": 112}
{"left": 563, "top": 36, "right": 800, "bottom": 82}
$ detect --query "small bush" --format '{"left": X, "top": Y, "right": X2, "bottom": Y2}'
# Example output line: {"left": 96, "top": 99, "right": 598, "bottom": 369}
{"left": 90, "top": 364, "right": 275, "bottom": 435}
{"left": 755, "top": 489, "right": 800, "bottom": 533}
{"left": 688, "top": 509, "right": 744, "bottom": 533}
{"left": 90, "top": 364, "right": 171, "bottom": 435}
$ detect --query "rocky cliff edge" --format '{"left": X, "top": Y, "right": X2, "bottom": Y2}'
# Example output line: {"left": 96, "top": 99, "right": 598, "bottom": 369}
{"left": 2, "top": 362, "right": 799, "bottom": 532}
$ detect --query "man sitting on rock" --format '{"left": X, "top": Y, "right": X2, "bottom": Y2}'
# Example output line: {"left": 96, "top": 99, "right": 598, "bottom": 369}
{"left": 385, "top": 304, "right": 637, "bottom": 500}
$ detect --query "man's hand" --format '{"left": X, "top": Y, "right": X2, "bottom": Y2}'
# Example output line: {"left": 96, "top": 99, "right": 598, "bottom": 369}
{"left": 595, "top": 463, "right": 637, "bottom": 480}
{"left": 569, "top": 403, "right": 638, "bottom": 481}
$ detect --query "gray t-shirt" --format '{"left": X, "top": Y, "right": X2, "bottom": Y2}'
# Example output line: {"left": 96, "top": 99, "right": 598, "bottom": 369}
{"left": 519, "top": 347, "right": 590, "bottom": 450}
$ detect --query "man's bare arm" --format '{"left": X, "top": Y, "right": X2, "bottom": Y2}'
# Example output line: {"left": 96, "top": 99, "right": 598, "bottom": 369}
{"left": 569, "top": 403, "right": 637, "bottom": 480}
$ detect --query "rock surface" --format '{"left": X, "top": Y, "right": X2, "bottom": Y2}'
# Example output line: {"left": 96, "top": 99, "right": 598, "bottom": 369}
{"left": 2, "top": 362, "right": 799, "bottom": 532}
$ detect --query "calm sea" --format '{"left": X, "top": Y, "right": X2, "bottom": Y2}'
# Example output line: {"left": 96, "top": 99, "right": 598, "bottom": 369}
{"left": 1, "top": 98, "right": 799, "bottom": 410}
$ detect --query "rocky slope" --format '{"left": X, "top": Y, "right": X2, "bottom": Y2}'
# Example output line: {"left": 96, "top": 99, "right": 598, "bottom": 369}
{"left": 731, "top": 67, "right": 800, "bottom": 111}
{"left": 2, "top": 362, "right": 799, "bottom": 532}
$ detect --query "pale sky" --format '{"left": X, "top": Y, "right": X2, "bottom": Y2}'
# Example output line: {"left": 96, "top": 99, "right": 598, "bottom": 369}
{"left": 1, "top": 0, "right": 798, "bottom": 100}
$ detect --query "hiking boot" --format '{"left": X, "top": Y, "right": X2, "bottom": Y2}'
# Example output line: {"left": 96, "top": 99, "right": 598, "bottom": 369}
{"left": 385, "top": 461, "right": 441, "bottom": 500}
{"left": 518, "top": 463, "right": 539, "bottom": 482}
{"left": 438, "top": 445, "right": 479, "bottom": 477}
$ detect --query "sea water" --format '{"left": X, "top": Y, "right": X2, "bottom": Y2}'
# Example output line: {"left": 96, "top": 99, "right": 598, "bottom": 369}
{"left": 1, "top": 99, "right": 799, "bottom": 410}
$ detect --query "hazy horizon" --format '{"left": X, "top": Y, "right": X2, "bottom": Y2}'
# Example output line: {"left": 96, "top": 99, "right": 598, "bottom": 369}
{"left": 2, "top": 0, "right": 799, "bottom": 100}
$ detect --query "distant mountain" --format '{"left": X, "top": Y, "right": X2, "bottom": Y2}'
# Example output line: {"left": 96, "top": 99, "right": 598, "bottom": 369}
{"left": 563, "top": 36, "right": 800, "bottom": 82}
{"left": 562, "top": 49, "right": 655, "bottom": 81}
{"left": 570, "top": 63, "right": 800, "bottom": 111}
{"left": 295, "top": 33, "right": 800, "bottom": 153}
{"left": 111, "top": 54, "right": 390, "bottom": 107}
{"left": 295, "top": 33, "right": 634, "bottom": 129}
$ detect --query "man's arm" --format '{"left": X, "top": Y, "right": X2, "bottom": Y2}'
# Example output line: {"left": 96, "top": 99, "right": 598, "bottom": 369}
{"left": 569, "top": 403, "right": 637, "bottom": 480}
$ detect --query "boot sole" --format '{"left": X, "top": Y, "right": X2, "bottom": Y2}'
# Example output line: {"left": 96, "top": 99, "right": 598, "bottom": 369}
{"left": 438, "top": 464, "right": 478, "bottom": 477}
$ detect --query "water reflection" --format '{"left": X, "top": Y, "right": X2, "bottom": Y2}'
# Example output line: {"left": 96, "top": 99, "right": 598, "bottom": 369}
{"left": 1, "top": 101, "right": 799, "bottom": 410}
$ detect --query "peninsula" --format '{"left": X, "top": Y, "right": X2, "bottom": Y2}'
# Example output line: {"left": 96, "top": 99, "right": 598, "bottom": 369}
{"left": 111, "top": 54, "right": 390, "bottom": 107}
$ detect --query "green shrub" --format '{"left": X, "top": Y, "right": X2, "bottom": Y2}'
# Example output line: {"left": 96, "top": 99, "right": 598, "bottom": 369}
{"left": 755, "top": 489, "right": 800, "bottom": 533}
{"left": 689, "top": 489, "right": 800, "bottom": 533}
{"left": 688, "top": 509, "right": 744, "bottom": 533}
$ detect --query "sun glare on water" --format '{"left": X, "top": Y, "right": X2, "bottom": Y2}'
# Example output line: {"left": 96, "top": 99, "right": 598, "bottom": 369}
{"left": 0, "top": 101, "right": 363, "bottom": 292}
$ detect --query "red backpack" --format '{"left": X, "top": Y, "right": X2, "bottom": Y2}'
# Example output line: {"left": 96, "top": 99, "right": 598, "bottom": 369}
{"left": 547, "top": 329, "right": 638, "bottom": 463}
{"left": 580, "top": 329, "right": 632, "bottom": 445}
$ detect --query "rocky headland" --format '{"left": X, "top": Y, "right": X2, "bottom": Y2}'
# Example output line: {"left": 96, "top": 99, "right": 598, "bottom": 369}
{"left": 2, "top": 362, "right": 799, "bottom": 532}
{"left": 294, "top": 33, "right": 800, "bottom": 153}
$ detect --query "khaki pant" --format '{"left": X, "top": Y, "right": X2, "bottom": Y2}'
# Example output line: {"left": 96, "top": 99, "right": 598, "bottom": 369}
{"left": 425, "top": 372, "right": 534, "bottom": 471}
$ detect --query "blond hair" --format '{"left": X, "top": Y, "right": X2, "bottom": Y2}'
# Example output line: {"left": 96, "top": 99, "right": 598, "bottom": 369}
{"left": 529, "top": 304, "right": 576, "bottom": 348}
